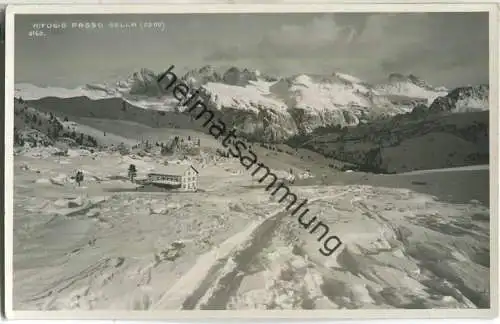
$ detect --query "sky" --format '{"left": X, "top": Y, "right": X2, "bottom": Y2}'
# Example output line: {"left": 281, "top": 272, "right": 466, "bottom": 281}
{"left": 14, "top": 12, "right": 489, "bottom": 88}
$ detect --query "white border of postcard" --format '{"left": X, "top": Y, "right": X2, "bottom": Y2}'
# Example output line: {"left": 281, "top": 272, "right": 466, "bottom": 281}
{"left": 4, "top": 2, "right": 500, "bottom": 320}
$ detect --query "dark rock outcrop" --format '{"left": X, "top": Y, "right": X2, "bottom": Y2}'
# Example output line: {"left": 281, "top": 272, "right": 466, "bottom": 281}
{"left": 429, "top": 85, "right": 488, "bottom": 113}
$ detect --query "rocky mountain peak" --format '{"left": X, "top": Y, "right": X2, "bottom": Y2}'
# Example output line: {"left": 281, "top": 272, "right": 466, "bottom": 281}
{"left": 428, "top": 84, "right": 489, "bottom": 113}
{"left": 127, "top": 68, "right": 162, "bottom": 96}
{"left": 182, "top": 65, "right": 224, "bottom": 87}
{"left": 198, "top": 65, "right": 216, "bottom": 74}
{"left": 387, "top": 73, "right": 440, "bottom": 92}
{"left": 388, "top": 73, "right": 426, "bottom": 84}
{"left": 407, "top": 74, "right": 429, "bottom": 87}
{"left": 222, "top": 66, "right": 259, "bottom": 86}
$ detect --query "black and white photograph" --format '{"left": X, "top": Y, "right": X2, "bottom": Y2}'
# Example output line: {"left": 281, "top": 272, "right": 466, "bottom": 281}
{"left": 4, "top": 3, "right": 498, "bottom": 319}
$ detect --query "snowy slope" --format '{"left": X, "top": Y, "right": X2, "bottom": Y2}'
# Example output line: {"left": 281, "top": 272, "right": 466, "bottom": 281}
{"left": 203, "top": 81, "right": 288, "bottom": 114}
{"left": 15, "top": 82, "right": 178, "bottom": 112}
{"left": 287, "top": 74, "right": 372, "bottom": 108}
{"left": 12, "top": 150, "right": 490, "bottom": 310}
{"left": 15, "top": 83, "right": 119, "bottom": 101}
{"left": 60, "top": 120, "right": 138, "bottom": 147}
{"left": 374, "top": 73, "right": 449, "bottom": 105}
{"left": 268, "top": 73, "right": 401, "bottom": 133}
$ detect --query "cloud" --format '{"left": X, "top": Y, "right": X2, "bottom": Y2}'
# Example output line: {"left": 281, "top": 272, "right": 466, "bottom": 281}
{"left": 205, "top": 14, "right": 356, "bottom": 61}
{"left": 15, "top": 12, "right": 488, "bottom": 88}
{"left": 203, "top": 12, "right": 489, "bottom": 87}
{"left": 261, "top": 15, "right": 354, "bottom": 49}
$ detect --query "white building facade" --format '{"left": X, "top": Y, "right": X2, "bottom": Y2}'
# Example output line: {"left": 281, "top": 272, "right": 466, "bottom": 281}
{"left": 147, "top": 165, "right": 199, "bottom": 192}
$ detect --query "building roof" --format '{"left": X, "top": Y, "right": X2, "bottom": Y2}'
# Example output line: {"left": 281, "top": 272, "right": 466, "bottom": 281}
{"left": 147, "top": 164, "right": 199, "bottom": 176}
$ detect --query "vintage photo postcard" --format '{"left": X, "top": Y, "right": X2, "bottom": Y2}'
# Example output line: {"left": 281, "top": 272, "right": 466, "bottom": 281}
{"left": 3, "top": 3, "right": 499, "bottom": 320}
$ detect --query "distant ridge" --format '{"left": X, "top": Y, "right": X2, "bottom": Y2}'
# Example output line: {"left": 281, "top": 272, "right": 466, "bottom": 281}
{"left": 17, "top": 66, "right": 488, "bottom": 142}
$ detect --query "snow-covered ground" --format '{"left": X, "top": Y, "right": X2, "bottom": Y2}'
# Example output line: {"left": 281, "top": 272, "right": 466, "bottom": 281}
{"left": 374, "top": 80, "right": 448, "bottom": 106}
{"left": 204, "top": 81, "right": 288, "bottom": 113}
{"left": 12, "top": 148, "right": 490, "bottom": 310}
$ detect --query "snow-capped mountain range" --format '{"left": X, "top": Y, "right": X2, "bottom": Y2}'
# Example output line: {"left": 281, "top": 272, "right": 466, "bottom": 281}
{"left": 15, "top": 66, "right": 489, "bottom": 142}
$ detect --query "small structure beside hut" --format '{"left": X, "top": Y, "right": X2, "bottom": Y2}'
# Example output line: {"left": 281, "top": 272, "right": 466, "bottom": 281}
{"left": 146, "top": 164, "right": 199, "bottom": 192}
